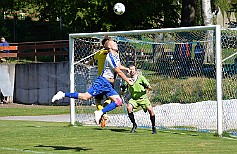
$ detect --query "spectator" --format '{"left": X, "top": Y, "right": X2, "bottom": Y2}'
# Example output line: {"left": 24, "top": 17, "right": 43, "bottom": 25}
{"left": 0, "top": 37, "right": 10, "bottom": 53}
{"left": 174, "top": 42, "right": 192, "bottom": 77}
{"left": 194, "top": 42, "right": 204, "bottom": 62}
{"left": 194, "top": 42, "right": 205, "bottom": 76}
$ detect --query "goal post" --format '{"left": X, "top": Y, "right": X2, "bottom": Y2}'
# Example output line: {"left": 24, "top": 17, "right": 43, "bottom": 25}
{"left": 69, "top": 25, "right": 228, "bottom": 136}
{"left": 69, "top": 36, "right": 76, "bottom": 125}
{"left": 215, "top": 25, "right": 222, "bottom": 137}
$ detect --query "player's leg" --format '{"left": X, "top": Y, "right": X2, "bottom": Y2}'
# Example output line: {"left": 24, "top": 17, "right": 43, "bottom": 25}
{"left": 141, "top": 99, "right": 157, "bottom": 134}
{"left": 127, "top": 99, "right": 138, "bottom": 133}
{"left": 94, "top": 94, "right": 122, "bottom": 124}
{"left": 95, "top": 97, "right": 107, "bottom": 127}
{"left": 103, "top": 98, "right": 111, "bottom": 107}
{"left": 52, "top": 76, "right": 106, "bottom": 102}
{"left": 147, "top": 106, "right": 156, "bottom": 134}
{"left": 95, "top": 95, "right": 104, "bottom": 110}
{"left": 94, "top": 77, "right": 121, "bottom": 124}
{"left": 51, "top": 91, "right": 92, "bottom": 102}
{"left": 100, "top": 98, "right": 111, "bottom": 128}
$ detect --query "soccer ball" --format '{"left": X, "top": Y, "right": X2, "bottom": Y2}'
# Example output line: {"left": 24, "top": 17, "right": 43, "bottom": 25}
{"left": 113, "top": 3, "right": 125, "bottom": 15}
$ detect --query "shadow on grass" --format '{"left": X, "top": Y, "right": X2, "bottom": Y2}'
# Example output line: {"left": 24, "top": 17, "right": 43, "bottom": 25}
{"left": 35, "top": 145, "right": 92, "bottom": 152}
{"left": 93, "top": 127, "right": 129, "bottom": 133}
{"left": 109, "top": 128, "right": 129, "bottom": 132}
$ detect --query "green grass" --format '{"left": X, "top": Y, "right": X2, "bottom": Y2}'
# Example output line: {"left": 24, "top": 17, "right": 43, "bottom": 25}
{"left": 0, "top": 104, "right": 129, "bottom": 117}
{"left": 0, "top": 106, "right": 237, "bottom": 153}
{"left": 0, "top": 105, "right": 70, "bottom": 117}
{"left": 0, "top": 120, "right": 236, "bottom": 154}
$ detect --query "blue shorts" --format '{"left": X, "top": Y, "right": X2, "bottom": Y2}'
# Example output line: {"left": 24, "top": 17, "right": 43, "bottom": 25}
{"left": 87, "top": 76, "right": 118, "bottom": 98}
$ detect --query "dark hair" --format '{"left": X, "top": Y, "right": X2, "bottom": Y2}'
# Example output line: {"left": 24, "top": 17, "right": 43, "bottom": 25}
{"left": 101, "top": 38, "right": 109, "bottom": 47}
{"left": 129, "top": 64, "right": 137, "bottom": 70}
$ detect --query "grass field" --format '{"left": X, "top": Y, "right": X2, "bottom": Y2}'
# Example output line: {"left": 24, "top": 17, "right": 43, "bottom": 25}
{"left": 0, "top": 104, "right": 237, "bottom": 153}
{"left": 0, "top": 105, "right": 70, "bottom": 117}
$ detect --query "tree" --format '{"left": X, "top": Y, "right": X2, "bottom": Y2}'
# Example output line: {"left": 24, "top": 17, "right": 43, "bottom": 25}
{"left": 33, "top": 0, "right": 181, "bottom": 32}
{"left": 1, "top": 0, "right": 183, "bottom": 41}
{"left": 180, "top": 0, "right": 196, "bottom": 27}
{"left": 202, "top": 0, "right": 213, "bottom": 25}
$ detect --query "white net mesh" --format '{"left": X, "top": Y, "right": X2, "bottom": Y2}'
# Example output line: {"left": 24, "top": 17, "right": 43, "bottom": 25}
{"left": 70, "top": 26, "right": 237, "bottom": 135}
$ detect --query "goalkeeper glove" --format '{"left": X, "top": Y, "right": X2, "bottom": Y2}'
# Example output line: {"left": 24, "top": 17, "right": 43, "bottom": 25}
{"left": 139, "top": 82, "right": 149, "bottom": 89}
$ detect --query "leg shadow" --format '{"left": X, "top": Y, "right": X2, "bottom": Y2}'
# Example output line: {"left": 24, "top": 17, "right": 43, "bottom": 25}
{"left": 35, "top": 145, "right": 92, "bottom": 152}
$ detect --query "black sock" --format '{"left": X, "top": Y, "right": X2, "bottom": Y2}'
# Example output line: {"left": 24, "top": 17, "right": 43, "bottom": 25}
{"left": 128, "top": 112, "right": 136, "bottom": 124}
{"left": 150, "top": 115, "right": 155, "bottom": 127}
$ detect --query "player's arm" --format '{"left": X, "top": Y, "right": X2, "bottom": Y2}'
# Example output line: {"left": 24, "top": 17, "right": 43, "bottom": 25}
{"left": 86, "top": 51, "right": 100, "bottom": 65}
{"left": 114, "top": 67, "right": 133, "bottom": 86}
{"left": 120, "top": 65, "right": 130, "bottom": 75}
{"left": 119, "top": 65, "right": 129, "bottom": 72}
{"left": 147, "top": 85, "right": 152, "bottom": 90}
{"left": 85, "top": 58, "right": 95, "bottom": 65}
{"left": 140, "top": 76, "right": 152, "bottom": 90}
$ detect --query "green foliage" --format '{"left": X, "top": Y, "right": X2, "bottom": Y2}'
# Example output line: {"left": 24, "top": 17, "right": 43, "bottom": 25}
{"left": 149, "top": 76, "right": 215, "bottom": 104}
{"left": 145, "top": 74, "right": 237, "bottom": 104}
{"left": 217, "top": 0, "right": 237, "bottom": 18}
{"left": 1, "top": 0, "right": 181, "bottom": 42}
{"left": 222, "top": 76, "right": 237, "bottom": 100}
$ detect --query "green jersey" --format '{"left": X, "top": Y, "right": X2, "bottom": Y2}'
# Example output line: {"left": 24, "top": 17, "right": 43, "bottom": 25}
{"left": 125, "top": 75, "right": 150, "bottom": 100}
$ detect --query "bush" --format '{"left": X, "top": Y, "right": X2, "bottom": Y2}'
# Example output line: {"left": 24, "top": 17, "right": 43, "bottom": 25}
{"left": 147, "top": 75, "right": 237, "bottom": 104}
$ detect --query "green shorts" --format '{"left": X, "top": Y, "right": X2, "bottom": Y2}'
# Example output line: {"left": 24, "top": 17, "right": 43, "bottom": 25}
{"left": 129, "top": 98, "right": 151, "bottom": 113}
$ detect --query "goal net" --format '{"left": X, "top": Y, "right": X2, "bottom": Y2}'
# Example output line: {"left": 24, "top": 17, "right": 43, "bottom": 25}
{"left": 69, "top": 25, "right": 237, "bottom": 136}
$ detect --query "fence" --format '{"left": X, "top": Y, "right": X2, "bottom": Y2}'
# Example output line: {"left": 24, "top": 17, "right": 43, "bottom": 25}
{"left": 0, "top": 40, "right": 69, "bottom": 62}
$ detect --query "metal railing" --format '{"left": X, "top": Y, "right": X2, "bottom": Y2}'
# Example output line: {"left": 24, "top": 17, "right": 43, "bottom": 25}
{"left": 0, "top": 40, "right": 69, "bottom": 62}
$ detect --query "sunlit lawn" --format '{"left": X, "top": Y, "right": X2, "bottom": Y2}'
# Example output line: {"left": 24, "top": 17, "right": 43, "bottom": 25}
{"left": 0, "top": 105, "right": 236, "bottom": 153}
{"left": 0, "top": 120, "right": 237, "bottom": 154}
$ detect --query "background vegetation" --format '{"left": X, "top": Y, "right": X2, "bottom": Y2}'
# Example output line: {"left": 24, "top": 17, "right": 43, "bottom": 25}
{"left": 0, "top": 0, "right": 236, "bottom": 42}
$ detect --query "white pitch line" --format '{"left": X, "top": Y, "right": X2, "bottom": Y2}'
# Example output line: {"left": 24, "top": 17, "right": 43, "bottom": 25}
{"left": 0, "top": 147, "right": 47, "bottom": 154}
{"left": 222, "top": 137, "right": 237, "bottom": 140}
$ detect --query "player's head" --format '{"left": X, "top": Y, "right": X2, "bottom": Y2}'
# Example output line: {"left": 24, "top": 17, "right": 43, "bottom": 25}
{"left": 101, "top": 38, "right": 108, "bottom": 47}
{"left": 129, "top": 64, "right": 137, "bottom": 77}
{"left": 101, "top": 35, "right": 109, "bottom": 47}
{"left": 1, "top": 37, "right": 5, "bottom": 43}
{"left": 104, "top": 40, "right": 118, "bottom": 52}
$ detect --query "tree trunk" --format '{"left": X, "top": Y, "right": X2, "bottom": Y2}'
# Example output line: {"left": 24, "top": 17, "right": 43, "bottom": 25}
{"left": 202, "top": 0, "right": 214, "bottom": 63}
{"left": 202, "top": 0, "right": 213, "bottom": 25}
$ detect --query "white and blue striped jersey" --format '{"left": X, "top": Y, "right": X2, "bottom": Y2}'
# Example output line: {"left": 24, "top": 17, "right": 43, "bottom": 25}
{"left": 101, "top": 52, "right": 120, "bottom": 79}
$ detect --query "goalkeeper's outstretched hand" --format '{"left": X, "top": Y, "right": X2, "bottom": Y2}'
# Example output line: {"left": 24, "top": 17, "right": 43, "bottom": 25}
{"left": 139, "top": 83, "right": 152, "bottom": 90}
{"left": 139, "top": 82, "right": 148, "bottom": 89}
{"left": 120, "top": 84, "right": 127, "bottom": 92}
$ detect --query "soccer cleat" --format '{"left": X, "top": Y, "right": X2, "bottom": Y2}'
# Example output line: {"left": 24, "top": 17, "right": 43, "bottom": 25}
{"left": 94, "top": 110, "right": 103, "bottom": 125}
{"left": 130, "top": 123, "right": 137, "bottom": 133}
{"left": 100, "top": 114, "right": 108, "bottom": 128}
{"left": 51, "top": 91, "right": 65, "bottom": 102}
{"left": 152, "top": 126, "right": 157, "bottom": 134}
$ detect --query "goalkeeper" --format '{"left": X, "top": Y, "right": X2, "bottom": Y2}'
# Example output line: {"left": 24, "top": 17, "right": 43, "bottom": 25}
{"left": 86, "top": 36, "right": 111, "bottom": 127}
{"left": 121, "top": 65, "right": 156, "bottom": 134}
